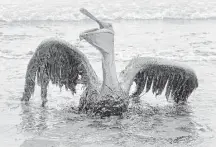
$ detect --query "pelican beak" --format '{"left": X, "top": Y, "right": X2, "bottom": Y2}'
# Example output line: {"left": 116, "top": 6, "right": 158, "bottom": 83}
{"left": 79, "top": 8, "right": 114, "bottom": 54}
{"left": 79, "top": 28, "right": 114, "bottom": 54}
{"left": 80, "top": 8, "right": 113, "bottom": 30}
{"left": 79, "top": 28, "right": 99, "bottom": 40}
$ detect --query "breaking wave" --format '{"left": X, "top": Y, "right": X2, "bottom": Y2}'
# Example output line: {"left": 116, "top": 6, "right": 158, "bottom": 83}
{"left": 0, "top": 0, "right": 216, "bottom": 22}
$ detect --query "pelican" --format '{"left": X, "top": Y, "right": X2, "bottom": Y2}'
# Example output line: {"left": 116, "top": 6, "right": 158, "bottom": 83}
{"left": 21, "top": 8, "right": 198, "bottom": 117}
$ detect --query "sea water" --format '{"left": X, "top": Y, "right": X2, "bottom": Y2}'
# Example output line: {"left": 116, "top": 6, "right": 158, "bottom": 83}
{"left": 0, "top": 0, "right": 216, "bottom": 146}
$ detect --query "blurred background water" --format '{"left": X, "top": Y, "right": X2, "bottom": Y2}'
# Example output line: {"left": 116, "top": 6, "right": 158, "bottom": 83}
{"left": 0, "top": 0, "right": 216, "bottom": 146}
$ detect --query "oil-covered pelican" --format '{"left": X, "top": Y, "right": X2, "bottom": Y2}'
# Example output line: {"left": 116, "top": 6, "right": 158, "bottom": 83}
{"left": 22, "top": 8, "right": 198, "bottom": 116}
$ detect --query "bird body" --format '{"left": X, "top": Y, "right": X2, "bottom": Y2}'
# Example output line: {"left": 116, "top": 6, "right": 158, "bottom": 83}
{"left": 21, "top": 8, "right": 198, "bottom": 117}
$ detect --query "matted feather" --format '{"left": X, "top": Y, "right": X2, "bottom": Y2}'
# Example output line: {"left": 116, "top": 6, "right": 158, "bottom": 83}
{"left": 22, "top": 38, "right": 99, "bottom": 101}
{"left": 119, "top": 57, "right": 198, "bottom": 103}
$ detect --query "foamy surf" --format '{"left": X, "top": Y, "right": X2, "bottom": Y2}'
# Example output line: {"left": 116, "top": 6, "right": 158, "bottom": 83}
{"left": 0, "top": 0, "right": 216, "bottom": 22}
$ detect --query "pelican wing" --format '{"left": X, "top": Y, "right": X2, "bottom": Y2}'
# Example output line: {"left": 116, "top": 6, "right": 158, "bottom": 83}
{"left": 22, "top": 38, "right": 99, "bottom": 100}
{"left": 119, "top": 57, "right": 198, "bottom": 103}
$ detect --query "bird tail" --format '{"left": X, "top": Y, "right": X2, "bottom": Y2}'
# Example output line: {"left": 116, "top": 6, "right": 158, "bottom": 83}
{"left": 21, "top": 54, "right": 39, "bottom": 102}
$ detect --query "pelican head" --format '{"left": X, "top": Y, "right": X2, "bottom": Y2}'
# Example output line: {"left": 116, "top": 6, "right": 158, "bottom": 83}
{"left": 79, "top": 8, "right": 114, "bottom": 55}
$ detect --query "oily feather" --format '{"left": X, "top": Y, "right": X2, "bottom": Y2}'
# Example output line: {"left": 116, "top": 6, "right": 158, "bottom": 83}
{"left": 22, "top": 38, "right": 99, "bottom": 101}
{"left": 119, "top": 57, "right": 198, "bottom": 103}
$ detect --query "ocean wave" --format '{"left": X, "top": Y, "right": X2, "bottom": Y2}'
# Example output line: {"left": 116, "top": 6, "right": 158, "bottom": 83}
{"left": 0, "top": 50, "right": 32, "bottom": 59}
{"left": 0, "top": 0, "right": 216, "bottom": 22}
{"left": 1, "top": 16, "right": 216, "bottom": 23}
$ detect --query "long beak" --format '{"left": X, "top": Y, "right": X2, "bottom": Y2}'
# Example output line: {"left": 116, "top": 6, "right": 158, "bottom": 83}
{"left": 79, "top": 28, "right": 98, "bottom": 40}
{"left": 80, "top": 8, "right": 104, "bottom": 28}
{"left": 80, "top": 8, "right": 111, "bottom": 29}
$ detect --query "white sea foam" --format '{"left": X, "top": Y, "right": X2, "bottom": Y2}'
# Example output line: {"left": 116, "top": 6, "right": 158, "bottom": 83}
{"left": 0, "top": 0, "right": 216, "bottom": 22}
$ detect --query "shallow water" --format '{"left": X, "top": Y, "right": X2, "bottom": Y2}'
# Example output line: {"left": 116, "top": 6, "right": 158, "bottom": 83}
{"left": 0, "top": 20, "right": 216, "bottom": 146}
